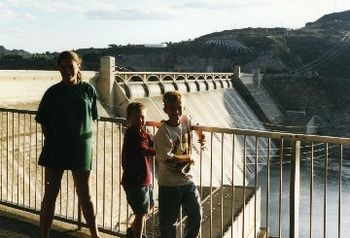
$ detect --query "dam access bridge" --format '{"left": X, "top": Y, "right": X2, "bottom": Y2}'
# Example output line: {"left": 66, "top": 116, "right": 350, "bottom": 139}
{"left": 0, "top": 57, "right": 349, "bottom": 238}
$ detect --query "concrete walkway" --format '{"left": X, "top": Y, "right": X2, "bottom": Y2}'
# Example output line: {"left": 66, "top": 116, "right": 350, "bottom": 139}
{"left": 0, "top": 214, "right": 78, "bottom": 238}
{"left": 0, "top": 205, "right": 116, "bottom": 238}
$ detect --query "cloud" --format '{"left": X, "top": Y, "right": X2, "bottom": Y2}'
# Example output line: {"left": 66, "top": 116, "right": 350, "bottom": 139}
{"left": 0, "top": 2, "right": 34, "bottom": 20}
{"left": 0, "top": 27, "right": 23, "bottom": 36}
{"left": 85, "top": 6, "right": 179, "bottom": 20}
{"left": 181, "top": 0, "right": 266, "bottom": 11}
{"left": 3, "top": 0, "right": 180, "bottom": 20}
{"left": 4, "top": 0, "right": 265, "bottom": 22}
{"left": 4, "top": 0, "right": 84, "bottom": 14}
{"left": 28, "top": 1, "right": 83, "bottom": 13}
{"left": 0, "top": 2, "right": 15, "bottom": 18}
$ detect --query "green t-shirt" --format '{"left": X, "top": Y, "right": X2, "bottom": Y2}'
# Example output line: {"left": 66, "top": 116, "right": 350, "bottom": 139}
{"left": 35, "top": 81, "right": 99, "bottom": 170}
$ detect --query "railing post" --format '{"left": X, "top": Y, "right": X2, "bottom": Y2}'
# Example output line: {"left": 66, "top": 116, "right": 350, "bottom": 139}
{"left": 99, "top": 56, "right": 115, "bottom": 113}
{"left": 290, "top": 140, "right": 300, "bottom": 238}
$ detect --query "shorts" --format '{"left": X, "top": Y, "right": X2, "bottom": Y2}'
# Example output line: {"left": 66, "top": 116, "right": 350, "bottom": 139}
{"left": 123, "top": 185, "right": 153, "bottom": 215}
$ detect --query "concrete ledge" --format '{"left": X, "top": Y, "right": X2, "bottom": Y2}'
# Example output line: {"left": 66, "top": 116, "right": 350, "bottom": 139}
{"left": 0, "top": 204, "right": 116, "bottom": 238}
{"left": 0, "top": 70, "right": 99, "bottom": 110}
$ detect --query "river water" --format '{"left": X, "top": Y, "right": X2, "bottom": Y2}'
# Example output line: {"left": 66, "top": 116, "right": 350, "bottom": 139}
{"left": 257, "top": 155, "right": 350, "bottom": 238}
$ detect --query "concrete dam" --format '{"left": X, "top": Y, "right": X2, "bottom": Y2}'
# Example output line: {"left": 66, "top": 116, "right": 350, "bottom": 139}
{"left": 96, "top": 56, "right": 284, "bottom": 185}
{"left": 0, "top": 56, "right": 286, "bottom": 237}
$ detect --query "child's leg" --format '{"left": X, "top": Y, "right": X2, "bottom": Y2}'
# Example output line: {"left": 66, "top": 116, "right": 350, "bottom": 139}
{"left": 149, "top": 184, "right": 155, "bottom": 212}
{"left": 124, "top": 186, "right": 151, "bottom": 237}
{"left": 133, "top": 214, "right": 146, "bottom": 238}
{"left": 40, "top": 168, "right": 64, "bottom": 238}
{"left": 72, "top": 170, "right": 100, "bottom": 238}
{"left": 182, "top": 183, "right": 202, "bottom": 238}
{"left": 159, "top": 186, "right": 182, "bottom": 238}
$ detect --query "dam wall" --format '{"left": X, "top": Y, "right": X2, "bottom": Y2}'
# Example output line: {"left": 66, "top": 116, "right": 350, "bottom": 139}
{"left": 237, "top": 69, "right": 285, "bottom": 125}
{"left": 97, "top": 57, "right": 273, "bottom": 185}
{"left": 0, "top": 58, "right": 280, "bottom": 185}
{"left": 134, "top": 90, "right": 270, "bottom": 186}
{"left": 0, "top": 70, "right": 111, "bottom": 117}
{"left": 0, "top": 70, "right": 97, "bottom": 108}
{"left": 0, "top": 60, "right": 281, "bottom": 236}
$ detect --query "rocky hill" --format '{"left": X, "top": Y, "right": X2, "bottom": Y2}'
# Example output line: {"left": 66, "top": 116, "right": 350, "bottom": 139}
{"left": 84, "top": 10, "right": 350, "bottom": 136}
{"left": 1, "top": 10, "right": 350, "bottom": 135}
{"left": 1, "top": 10, "right": 349, "bottom": 75}
{"left": 0, "top": 46, "right": 30, "bottom": 56}
{"left": 305, "top": 10, "right": 350, "bottom": 30}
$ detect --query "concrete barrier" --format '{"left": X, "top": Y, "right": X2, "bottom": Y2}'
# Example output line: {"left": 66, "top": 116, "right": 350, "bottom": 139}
{"left": 0, "top": 70, "right": 98, "bottom": 110}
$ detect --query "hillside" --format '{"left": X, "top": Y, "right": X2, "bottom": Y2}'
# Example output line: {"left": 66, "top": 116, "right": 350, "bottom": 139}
{"left": 1, "top": 11, "right": 350, "bottom": 75}
{"left": 1, "top": 10, "right": 350, "bottom": 135}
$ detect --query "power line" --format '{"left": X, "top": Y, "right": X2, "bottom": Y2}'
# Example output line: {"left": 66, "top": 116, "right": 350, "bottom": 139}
{"left": 285, "top": 32, "right": 350, "bottom": 76}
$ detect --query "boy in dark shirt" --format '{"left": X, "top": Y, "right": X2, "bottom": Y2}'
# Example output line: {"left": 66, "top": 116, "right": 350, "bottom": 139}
{"left": 122, "top": 102, "right": 155, "bottom": 238}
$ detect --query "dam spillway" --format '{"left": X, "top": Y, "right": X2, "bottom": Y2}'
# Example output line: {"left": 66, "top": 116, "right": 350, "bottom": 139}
{"left": 95, "top": 56, "right": 282, "bottom": 186}
{"left": 0, "top": 56, "right": 349, "bottom": 237}
{"left": 0, "top": 57, "right": 285, "bottom": 237}
{"left": 0, "top": 63, "right": 280, "bottom": 185}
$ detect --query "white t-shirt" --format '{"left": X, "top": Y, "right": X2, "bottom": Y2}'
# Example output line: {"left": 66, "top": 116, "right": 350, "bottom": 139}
{"left": 155, "top": 115, "right": 194, "bottom": 186}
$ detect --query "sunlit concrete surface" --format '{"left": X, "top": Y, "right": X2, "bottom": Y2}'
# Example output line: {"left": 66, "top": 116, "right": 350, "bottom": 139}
{"left": 0, "top": 205, "right": 116, "bottom": 238}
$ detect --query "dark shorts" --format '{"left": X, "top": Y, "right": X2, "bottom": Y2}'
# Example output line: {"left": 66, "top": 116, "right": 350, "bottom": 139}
{"left": 123, "top": 185, "right": 153, "bottom": 215}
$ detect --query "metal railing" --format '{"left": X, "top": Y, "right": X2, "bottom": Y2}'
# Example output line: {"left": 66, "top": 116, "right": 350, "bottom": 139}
{"left": 1, "top": 107, "right": 350, "bottom": 238}
{"left": 0, "top": 108, "right": 128, "bottom": 236}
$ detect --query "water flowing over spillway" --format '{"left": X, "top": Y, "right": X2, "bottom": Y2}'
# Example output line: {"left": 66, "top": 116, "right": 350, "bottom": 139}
{"left": 127, "top": 85, "right": 271, "bottom": 186}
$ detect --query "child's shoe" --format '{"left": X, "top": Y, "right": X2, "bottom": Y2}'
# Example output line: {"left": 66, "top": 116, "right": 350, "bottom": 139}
{"left": 126, "top": 228, "right": 134, "bottom": 238}
{"left": 126, "top": 227, "right": 147, "bottom": 238}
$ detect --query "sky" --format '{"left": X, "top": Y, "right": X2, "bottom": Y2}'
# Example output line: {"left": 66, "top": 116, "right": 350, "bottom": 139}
{"left": 1, "top": 0, "right": 350, "bottom": 53}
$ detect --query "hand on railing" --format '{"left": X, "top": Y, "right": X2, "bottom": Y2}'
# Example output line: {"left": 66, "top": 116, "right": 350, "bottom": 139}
{"left": 197, "top": 132, "right": 207, "bottom": 151}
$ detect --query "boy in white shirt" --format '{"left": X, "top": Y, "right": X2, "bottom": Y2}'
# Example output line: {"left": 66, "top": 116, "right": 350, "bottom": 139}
{"left": 155, "top": 91, "right": 205, "bottom": 238}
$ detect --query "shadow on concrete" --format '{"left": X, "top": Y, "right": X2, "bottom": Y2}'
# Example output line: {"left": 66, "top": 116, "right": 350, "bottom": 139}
{"left": 0, "top": 214, "right": 79, "bottom": 238}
